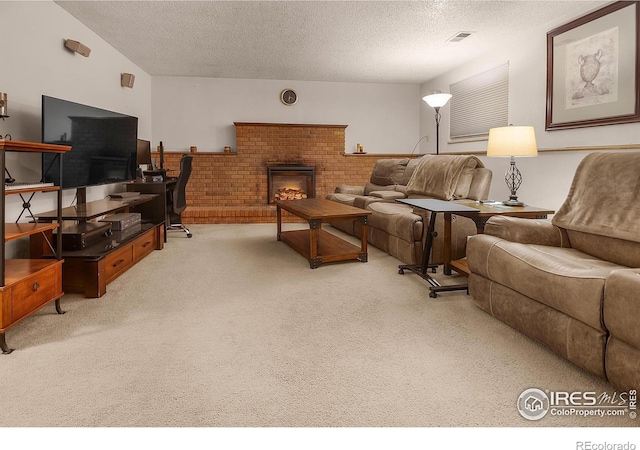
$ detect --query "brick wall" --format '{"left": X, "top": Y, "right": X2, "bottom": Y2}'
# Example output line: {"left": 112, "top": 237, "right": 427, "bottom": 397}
{"left": 159, "top": 122, "right": 412, "bottom": 224}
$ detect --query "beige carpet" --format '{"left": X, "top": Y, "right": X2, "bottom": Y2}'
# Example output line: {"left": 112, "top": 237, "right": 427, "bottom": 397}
{"left": 0, "top": 224, "right": 632, "bottom": 427}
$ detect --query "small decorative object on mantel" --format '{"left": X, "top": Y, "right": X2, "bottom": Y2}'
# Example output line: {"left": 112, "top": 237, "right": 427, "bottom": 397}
{"left": 190, "top": 146, "right": 197, "bottom": 153}
{"left": 0, "top": 92, "right": 8, "bottom": 119}
{"left": 354, "top": 143, "right": 366, "bottom": 154}
{"left": 224, "top": 146, "right": 231, "bottom": 153}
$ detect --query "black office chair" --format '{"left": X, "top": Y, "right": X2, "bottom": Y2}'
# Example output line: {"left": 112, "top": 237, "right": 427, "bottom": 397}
{"left": 167, "top": 154, "right": 193, "bottom": 238}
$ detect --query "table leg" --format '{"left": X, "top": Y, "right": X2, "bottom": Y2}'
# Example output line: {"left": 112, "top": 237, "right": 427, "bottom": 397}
{"left": 398, "top": 212, "right": 439, "bottom": 284}
{"left": 358, "top": 215, "right": 368, "bottom": 262}
{"left": 309, "top": 219, "right": 321, "bottom": 269}
{"left": 276, "top": 204, "right": 282, "bottom": 240}
{"left": 398, "top": 211, "right": 468, "bottom": 298}
{"left": 0, "top": 333, "right": 13, "bottom": 354}
{"left": 443, "top": 212, "right": 452, "bottom": 276}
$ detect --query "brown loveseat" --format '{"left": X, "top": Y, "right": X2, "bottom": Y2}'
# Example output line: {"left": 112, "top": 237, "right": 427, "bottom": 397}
{"left": 466, "top": 151, "right": 640, "bottom": 391}
{"left": 327, "top": 155, "right": 492, "bottom": 265}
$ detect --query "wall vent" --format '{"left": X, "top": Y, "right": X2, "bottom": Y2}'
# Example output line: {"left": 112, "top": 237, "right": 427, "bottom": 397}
{"left": 447, "top": 32, "right": 473, "bottom": 42}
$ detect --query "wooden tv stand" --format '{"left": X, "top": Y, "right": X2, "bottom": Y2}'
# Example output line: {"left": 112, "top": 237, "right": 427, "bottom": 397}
{"left": 33, "top": 195, "right": 164, "bottom": 298}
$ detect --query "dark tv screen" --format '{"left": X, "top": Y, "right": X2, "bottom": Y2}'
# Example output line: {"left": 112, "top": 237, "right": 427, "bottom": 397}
{"left": 41, "top": 96, "right": 138, "bottom": 190}
{"left": 136, "top": 139, "right": 152, "bottom": 166}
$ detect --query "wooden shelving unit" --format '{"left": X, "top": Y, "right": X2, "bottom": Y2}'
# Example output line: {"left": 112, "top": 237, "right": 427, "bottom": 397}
{"left": 0, "top": 139, "right": 70, "bottom": 354}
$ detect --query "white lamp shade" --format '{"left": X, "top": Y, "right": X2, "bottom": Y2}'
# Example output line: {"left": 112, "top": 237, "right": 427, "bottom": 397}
{"left": 487, "top": 126, "right": 538, "bottom": 157}
{"left": 423, "top": 93, "right": 452, "bottom": 108}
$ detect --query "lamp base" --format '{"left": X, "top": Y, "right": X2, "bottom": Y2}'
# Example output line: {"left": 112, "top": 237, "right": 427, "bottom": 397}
{"left": 502, "top": 199, "right": 524, "bottom": 207}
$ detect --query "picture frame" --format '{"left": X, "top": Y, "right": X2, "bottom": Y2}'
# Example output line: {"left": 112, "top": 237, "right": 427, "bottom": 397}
{"left": 546, "top": 1, "right": 640, "bottom": 130}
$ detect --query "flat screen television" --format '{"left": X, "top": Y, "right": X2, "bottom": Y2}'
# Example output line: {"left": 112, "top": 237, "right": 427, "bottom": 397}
{"left": 41, "top": 95, "right": 138, "bottom": 190}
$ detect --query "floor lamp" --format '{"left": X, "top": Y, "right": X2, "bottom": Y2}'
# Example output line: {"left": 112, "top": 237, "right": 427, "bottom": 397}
{"left": 487, "top": 125, "right": 538, "bottom": 206}
{"left": 423, "top": 91, "right": 452, "bottom": 155}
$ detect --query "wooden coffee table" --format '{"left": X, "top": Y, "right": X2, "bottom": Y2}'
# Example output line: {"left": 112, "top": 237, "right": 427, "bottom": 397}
{"left": 276, "top": 198, "right": 371, "bottom": 269}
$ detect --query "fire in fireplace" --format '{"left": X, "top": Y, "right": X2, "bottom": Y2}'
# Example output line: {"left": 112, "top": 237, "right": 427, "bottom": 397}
{"left": 267, "top": 165, "right": 316, "bottom": 204}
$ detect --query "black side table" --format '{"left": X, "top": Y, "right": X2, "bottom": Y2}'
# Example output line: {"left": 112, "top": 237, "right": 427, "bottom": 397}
{"left": 396, "top": 198, "right": 479, "bottom": 298}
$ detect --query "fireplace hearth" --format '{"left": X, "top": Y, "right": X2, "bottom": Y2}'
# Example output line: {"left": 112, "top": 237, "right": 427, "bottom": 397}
{"left": 267, "top": 165, "right": 316, "bottom": 205}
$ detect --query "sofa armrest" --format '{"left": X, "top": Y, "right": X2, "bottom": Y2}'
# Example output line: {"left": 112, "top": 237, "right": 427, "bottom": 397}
{"left": 483, "top": 215, "right": 569, "bottom": 247}
{"left": 334, "top": 184, "right": 365, "bottom": 196}
{"left": 369, "top": 190, "right": 407, "bottom": 201}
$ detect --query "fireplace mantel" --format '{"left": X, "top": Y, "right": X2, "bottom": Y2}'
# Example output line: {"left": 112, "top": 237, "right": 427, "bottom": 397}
{"left": 234, "top": 122, "right": 347, "bottom": 129}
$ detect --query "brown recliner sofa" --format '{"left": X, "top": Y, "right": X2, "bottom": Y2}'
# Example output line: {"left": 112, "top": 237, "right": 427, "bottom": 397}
{"left": 327, "top": 155, "right": 492, "bottom": 265}
{"left": 467, "top": 151, "right": 640, "bottom": 391}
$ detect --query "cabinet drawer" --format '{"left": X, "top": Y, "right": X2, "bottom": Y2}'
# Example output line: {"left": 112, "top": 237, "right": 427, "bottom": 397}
{"left": 11, "top": 263, "right": 62, "bottom": 323}
{"left": 133, "top": 229, "right": 157, "bottom": 261}
{"left": 104, "top": 244, "right": 134, "bottom": 284}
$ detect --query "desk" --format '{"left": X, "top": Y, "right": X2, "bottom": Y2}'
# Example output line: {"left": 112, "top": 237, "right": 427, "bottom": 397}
{"left": 396, "top": 199, "right": 480, "bottom": 297}
{"left": 127, "top": 179, "right": 177, "bottom": 242}
{"left": 396, "top": 199, "right": 555, "bottom": 298}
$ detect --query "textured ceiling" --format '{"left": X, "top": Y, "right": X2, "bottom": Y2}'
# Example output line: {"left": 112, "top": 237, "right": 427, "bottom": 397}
{"left": 56, "top": 0, "right": 605, "bottom": 84}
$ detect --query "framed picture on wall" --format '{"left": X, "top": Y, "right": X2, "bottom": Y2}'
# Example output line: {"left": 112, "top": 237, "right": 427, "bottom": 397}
{"left": 546, "top": 1, "right": 640, "bottom": 130}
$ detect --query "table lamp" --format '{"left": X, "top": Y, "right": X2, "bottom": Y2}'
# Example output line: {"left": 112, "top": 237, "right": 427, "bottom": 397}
{"left": 487, "top": 125, "right": 538, "bottom": 206}
{"left": 423, "top": 91, "right": 452, "bottom": 155}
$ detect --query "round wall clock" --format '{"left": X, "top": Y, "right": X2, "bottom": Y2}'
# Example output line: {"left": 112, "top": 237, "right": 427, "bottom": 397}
{"left": 280, "top": 89, "right": 298, "bottom": 105}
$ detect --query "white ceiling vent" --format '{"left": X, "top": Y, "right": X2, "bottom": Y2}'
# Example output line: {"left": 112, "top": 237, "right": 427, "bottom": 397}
{"left": 447, "top": 32, "right": 474, "bottom": 42}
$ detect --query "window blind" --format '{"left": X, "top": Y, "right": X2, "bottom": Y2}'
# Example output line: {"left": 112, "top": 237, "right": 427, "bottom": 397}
{"left": 449, "top": 63, "right": 509, "bottom": 140}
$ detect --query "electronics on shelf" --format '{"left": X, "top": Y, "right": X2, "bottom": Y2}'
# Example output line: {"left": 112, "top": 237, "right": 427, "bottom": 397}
{"left": 109, "top": 191, "right": 140, "bottom": 199}
{"left": 54, "top": 222, "right": 113, "bottom": 251}
{"left": 5, "top": 181, "right": 54, "bottom": 191}
{"left": 99, "top": 212, "right": 141, "bottom": 231}
{"left": 142, "top": 168, "right": 167, "bottom": 182}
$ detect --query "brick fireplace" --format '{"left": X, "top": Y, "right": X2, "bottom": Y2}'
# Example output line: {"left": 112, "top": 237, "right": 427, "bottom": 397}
{"left": 156, "top": 122, "right": 408, "bottom": 224}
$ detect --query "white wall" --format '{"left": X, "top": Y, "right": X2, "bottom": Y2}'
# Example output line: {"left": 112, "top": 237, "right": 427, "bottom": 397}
{"left": 2, "top": 1, "right": 151, "bottom": 255}
{"left": 420, "top": 2, "right": 640, "bottom": 212}
{"left": 151, "top": 77, "right": 420, "bottom": 155}
{"left": 2, "top": 1, "right": 151, "bottom": 198}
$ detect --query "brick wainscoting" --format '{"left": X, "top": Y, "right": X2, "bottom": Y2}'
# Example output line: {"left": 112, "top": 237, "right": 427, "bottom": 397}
{"left": 158, "top": 122, "right": 413, "bottom": 224}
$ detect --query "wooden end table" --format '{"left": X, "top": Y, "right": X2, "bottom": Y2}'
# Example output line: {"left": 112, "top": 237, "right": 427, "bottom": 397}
{"left": 445, "top": 200, "right": 555, "bottom": 277}
{"left": 276, "top": 198, "right": 371, "bottom": 269}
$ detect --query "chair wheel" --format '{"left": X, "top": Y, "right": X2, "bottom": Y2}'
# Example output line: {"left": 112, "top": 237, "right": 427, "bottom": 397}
{"left": 187, "top": 233, "right": 193, "bottom": 238}
{"left": 429, "top": 291, "right": 438, "bottom": 298}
